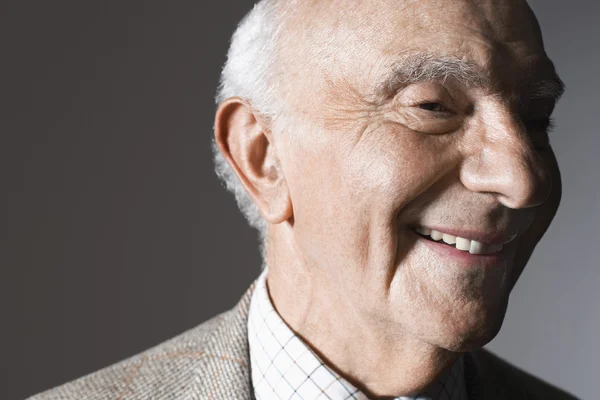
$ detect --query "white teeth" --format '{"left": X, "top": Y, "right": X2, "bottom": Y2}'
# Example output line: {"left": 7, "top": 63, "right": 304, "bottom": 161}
{"left": 442, "top": 234, "right": 456, "bottom": 245}
{"left": 469, "top": 240, "right": 485, "bottom": 254}
{"left": 455, "top": 237, "right": 471, "bottom": 251}
{"left": 414, "top": 227, "right": 505, "bottom": 255}
{"left": 470, "top": 241, "right": 504, "bottom": 255}
{"left": 430, "top": 229, "right": 443, "bottom": 241}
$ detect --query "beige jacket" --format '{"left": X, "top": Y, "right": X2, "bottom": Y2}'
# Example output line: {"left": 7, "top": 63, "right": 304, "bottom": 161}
{"left": 30, "top": 279, "right": 579, "bottom": 400}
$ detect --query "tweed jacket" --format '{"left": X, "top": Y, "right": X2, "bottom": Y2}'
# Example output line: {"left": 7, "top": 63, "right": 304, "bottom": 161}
{"left": 30, "top": 278, "right": 578, "bottom": 400}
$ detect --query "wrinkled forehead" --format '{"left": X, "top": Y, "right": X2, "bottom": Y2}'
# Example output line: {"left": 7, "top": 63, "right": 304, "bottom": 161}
{"left": 277, "top": 0, "right": 553, "bottom": 108}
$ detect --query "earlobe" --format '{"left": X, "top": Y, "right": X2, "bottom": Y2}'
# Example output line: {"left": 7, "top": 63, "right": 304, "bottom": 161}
{"left": 214, "top": 98, "right": 293, "bottom": 224}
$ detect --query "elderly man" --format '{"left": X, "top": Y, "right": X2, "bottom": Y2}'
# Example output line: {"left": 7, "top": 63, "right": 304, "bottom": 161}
{"left": 31, "top": 0, "right": 577, "bottom": 399}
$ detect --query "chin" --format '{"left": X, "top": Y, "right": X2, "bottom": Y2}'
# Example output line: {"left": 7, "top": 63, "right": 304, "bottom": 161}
{"left": 446, "top": 310, "right": 507, "bottom": 352}
{"left": 443, "top": 324, "right": 503, "bottom": 352}
{"left": 423, "top": 298, "right": 510, "bottom": 353}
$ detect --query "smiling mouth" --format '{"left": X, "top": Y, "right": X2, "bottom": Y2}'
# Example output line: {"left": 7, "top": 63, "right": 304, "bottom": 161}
{"left": 412, "top": 227, "right": 508, "bottom": 255}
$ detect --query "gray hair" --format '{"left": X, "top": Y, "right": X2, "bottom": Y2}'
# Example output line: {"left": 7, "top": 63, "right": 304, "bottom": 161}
{"left": 213, "top": 0, "right": 289, "bottom": 256}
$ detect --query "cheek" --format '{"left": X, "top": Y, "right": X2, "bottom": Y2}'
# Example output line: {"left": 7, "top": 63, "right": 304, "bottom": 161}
{"left": 342, "top": 124, "right": 454, "bottom": 212}
{"left": 281, "top": 122, "right": 457, "bottom": 270}
{"left": 281, "top": 133, "right": 364, "bottom": 267}
{"left": 286, "top": 123, "right": 456, "bottom": 241}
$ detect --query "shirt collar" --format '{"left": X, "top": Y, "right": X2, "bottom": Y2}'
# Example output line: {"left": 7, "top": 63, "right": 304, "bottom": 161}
{"left": 248, "top": 267, "right": 468, "bottom": 400}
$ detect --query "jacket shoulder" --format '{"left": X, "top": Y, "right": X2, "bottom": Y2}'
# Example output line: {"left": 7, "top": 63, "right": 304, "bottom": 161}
{"left": 472, "top": 348, "right": 579, "bottom": 400}
{"left": 27, "top": 310, "right": 231, "bottom": 400}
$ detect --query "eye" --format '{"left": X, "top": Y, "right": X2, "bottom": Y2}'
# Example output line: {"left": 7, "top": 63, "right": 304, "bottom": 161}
{"left": 394, "top": 83, "right": 463, "bottom": 134}
{"left": 523, "top": 116, "right": 554, "bottom": 132}
{"left": 418, "top": 102, "right": 449, "bottom": 112}
{"left": 523, "top": 116, "right": 554, "bottom": 150}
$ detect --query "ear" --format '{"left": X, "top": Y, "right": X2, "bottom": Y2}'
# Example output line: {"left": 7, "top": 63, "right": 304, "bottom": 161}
{"left": 214, "top": 97, "right": 293, "bottom": 224}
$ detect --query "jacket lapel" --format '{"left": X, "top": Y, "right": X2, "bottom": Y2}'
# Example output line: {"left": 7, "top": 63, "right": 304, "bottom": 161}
{"left": 194, "top": 280, "right": 256, "bottom": 399}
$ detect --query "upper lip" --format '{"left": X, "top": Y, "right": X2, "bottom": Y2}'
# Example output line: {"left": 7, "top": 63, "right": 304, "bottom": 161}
{"left": 411, "top": 225, "right": 519, "bottom": 245}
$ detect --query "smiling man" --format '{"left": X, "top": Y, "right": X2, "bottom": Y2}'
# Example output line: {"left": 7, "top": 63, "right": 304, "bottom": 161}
{"left": 31, "top": 0, "right": 577, "bottom": 399}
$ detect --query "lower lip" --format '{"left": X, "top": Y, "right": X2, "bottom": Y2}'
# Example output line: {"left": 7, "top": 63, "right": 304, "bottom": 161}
{"left": 410, "top": 230, "right": 505, "bottom": 265}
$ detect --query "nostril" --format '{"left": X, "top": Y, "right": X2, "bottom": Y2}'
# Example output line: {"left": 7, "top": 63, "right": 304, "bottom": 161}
{"left": 499, "top": 164, "right": 552, "bottom": 209}
{"left": 522, "top": 153, "right": 553, "bottom": 208}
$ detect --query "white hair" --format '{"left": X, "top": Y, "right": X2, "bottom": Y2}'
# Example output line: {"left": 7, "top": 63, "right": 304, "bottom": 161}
{"left": 213, "top": 0, "right": 289, "bottom": 256}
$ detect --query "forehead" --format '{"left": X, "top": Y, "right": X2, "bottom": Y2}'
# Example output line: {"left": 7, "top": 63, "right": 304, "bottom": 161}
{"left": 279, "top": 0, "right": 555, "bottom": 107}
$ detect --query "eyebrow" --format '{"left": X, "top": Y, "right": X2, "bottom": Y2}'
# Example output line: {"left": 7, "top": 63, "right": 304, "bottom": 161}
{"left": 370, "top": 53, "right": 565, "bottom": 104}
{"left": 371, "top": 54, "right": 489, "bottom": 101}
{"left": 528, "top": 75, "right": 565, "bottom": 101}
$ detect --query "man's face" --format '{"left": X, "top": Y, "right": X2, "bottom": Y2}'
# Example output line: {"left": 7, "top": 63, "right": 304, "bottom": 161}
{"left": 273, "top": 0, "right": 562, "bottom": 350}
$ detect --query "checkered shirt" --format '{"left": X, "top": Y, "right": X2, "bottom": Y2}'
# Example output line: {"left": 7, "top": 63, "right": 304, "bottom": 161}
{"left": 248, "top": 268, "right": 468, "bottom": 400}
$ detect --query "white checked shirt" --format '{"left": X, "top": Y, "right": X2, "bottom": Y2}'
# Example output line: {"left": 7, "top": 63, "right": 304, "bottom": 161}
{"left": 248, "top": 268, "right": 468, "bottom": 400}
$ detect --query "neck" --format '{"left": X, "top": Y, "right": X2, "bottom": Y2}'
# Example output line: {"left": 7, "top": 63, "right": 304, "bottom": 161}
{"left": 264, "top": 224, "right": 461, "bottom": 398}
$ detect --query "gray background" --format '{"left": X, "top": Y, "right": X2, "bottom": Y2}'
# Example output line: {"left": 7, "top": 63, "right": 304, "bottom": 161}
{"left": 1, "top": 1, "right": 597, "bottom": 399}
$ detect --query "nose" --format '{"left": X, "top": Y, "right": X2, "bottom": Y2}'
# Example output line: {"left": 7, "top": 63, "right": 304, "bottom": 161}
{"left": 460, "top": 108, "right": 552, "bottom": 209}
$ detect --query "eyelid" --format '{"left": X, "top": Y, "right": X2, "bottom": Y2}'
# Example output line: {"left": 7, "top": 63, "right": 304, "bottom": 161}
{"left": 390, "top": 83, "right": 466, "bottom": 134}
{"left": 417, "top": 102, "right": 452, "bottom": 113}
{"left": 395, "top": 82, "right": 457, "bottom": 110}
